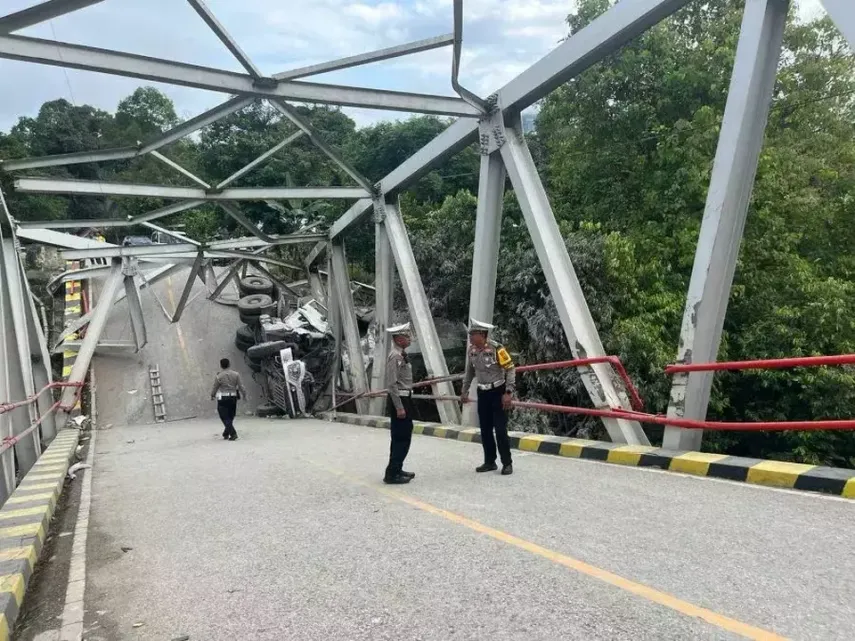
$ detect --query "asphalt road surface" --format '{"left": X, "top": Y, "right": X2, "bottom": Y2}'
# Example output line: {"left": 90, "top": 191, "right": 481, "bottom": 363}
{"left": 81, "top": 417, "right": 855, "bottom": 641}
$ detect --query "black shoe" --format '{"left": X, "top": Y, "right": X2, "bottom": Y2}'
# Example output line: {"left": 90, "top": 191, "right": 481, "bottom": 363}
{"left": 401, "top": 471, "right": 415, "bottom": 479}
{"left": 222, "top": 435, "right": 229, "bottom": 440}
{"left": 476, "top": 463, "right": 498, "bottom": 473}
{"left": 229, "top": 435, "right": 238, "bottom": 441}
{"left": 501, "top": 464, "right": 513, "bottom": 476}
{"left": 383, "top": 474, "right": 411, "bottom": 485}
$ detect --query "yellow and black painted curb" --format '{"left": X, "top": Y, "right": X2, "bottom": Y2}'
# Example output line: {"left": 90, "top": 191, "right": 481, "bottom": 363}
{"left": 323, "top": 413, "right": 855, "bottom": 499}
{"left": 62, "top": 261, "right": 82, "bottom": 417}
{"left": 0, "top": 429, "right": 79, "bottom": 640}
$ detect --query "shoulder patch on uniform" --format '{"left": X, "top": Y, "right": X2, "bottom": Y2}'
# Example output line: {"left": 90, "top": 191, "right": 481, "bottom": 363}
{"left": 496, "top": 346, "right": 513, "bottom": 369}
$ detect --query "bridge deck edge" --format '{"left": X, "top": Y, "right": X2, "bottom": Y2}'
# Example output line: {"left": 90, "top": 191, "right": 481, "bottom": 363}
{"left": 320, "top": 412, "right": 855, "bottom": 499}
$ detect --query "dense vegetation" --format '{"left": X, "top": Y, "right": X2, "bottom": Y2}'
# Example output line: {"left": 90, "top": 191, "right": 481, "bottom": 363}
{"left": 1, "top": 0, "right": 853, "bottom": 466}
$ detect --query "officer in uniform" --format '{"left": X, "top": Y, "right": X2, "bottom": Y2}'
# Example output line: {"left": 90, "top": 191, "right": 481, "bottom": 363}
{"left": 210, "top": 358, "right": 248, "bottom": 441}
{"left": 384, "top": 322, "right": 416, "bottom": 484}
{"left": 460, "top": 319, "right": 516, "bottom": 475}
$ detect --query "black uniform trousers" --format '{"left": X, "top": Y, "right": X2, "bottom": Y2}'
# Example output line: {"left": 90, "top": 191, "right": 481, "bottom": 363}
{"left": 217, "top": 396, "right": 238, "bottom": 438}
{"left": 477, "top": 384, "right": 512, "bottom": 466}
{"left": 386, "top": 396, "right": 414, "bottom": 478}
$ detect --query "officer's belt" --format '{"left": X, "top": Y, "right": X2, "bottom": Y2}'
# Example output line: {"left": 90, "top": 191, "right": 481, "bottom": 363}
{"left": 477, "top": 380, "right": 505, "bottom": 391}
{"left": 395, "top": 389, "right": 412, "bottom": 397}
{"left": 217, "top": 392, "right": 238, "bottom": 399}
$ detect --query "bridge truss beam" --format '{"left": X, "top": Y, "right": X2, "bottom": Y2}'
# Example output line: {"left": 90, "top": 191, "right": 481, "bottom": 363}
{"left": 664, "top": 0, "right": 788, "bottom": 450}
{"left": 462, "top": 133, "right": 506, "bottom": 427}
{"left": 380, "top": 198, "right": 460, "bottom": 425}
{"left": 330, "top": 242, "right": 369, "bottom": 414}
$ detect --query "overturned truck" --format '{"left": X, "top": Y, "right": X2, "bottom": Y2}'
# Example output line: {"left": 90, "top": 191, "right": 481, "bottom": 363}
{"left": 232, "top": 275, "right": 335, "bottom": 418}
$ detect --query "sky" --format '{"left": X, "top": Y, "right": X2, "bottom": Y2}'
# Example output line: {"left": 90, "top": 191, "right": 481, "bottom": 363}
{"left": 0, "top": 0, "right": 829, "bottom": 132}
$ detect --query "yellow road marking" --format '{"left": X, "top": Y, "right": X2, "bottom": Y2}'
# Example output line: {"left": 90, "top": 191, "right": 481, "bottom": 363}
{"left": 457, "top": 428, "right": 480, "bottom": 443}
{"left": 518, "top": 435, "right": 548, "bottom": 452}
{"left": 558, "top": 438, "right": 598, "bottom": 458}
{"left": 0, "top": 546, "right": 36, "bottom": 569}
{"left": 5, "top": 492, "right": 55, "bottom": 506}
{"left": 747, "top": 461, "right": 816, "bottom": 489}
{"left": 13, "top": 483, "right": 57, "bottom": 492}
{"left": 0, "top": 507, "right": 47, "bottom": 521}
{"left": 607, "top": 445, "right": 658, "bottom": 466}
{"left": 0, "top": 522, "right": 44, "bottom": 543}
{"left": 669, "top": 452, "right": 729, "bottom": 476}
{"left": 0, "top": 574, "right": 25, "bottom": 606}
{"left": 304, "top": 459, "right": 788, "bottom": 641}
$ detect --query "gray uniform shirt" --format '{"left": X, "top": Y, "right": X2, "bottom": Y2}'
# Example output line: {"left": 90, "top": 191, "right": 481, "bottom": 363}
{"left": 211, "top": 368, "right": 248, "bottom": 399}
{"left": 386, "top": 345, "right": 413, "bottom": 412}
{"left": 462, "top": 340, "right": 516, "bottom": 393}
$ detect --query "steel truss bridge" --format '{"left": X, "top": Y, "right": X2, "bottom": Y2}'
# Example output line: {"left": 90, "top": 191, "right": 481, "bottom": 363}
{"left": 0, "top": 0, "right": 852, "bottom": 500}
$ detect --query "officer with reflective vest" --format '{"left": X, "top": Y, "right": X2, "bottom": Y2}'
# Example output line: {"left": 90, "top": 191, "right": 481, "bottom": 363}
{"left": 460, "top": 319, "right": 516, "bottom": 475}
{"left": 384, "top": 322, "right": 416, "bottom": 484}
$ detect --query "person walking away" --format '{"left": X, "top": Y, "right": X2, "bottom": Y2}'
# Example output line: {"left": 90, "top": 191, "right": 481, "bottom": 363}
{"left": 211, "top": 358, "right": 247, "bottom": 441}
{"left": 460, "top": 319, "right": 516, "bottom": 475}
{"left": 385, "top": 323, "right": 416, "bottom": 484}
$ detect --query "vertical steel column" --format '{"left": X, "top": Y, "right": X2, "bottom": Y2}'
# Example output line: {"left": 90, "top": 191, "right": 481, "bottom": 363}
{"left": 124, "top": 270, "right": 147, "bottom": 351}
{"left": 463, "top": 133, "right": 507, "bottom": 425}
{"left": 664, "top": 0, "right": 788, "bottom": 451}
{"left": 382, "top": 198, "right": 460, "bottom": 424}
{"left": 171, "top": 252, "right": 204, "bottom": 323}
{"left": 498, "top": 114, "right": 648, "bottom": 445}
{"left": 60, "top": 260, "right": 124, "bottom": 410}
{"left": 326, "top": 253, "right": 349, "bottom": 394}
{"left": 370, "top": 203, "right": 394, "bottom": 416}
{"left": 307, "top": 269, "right": 326, "bottom": 306}
{"left": 23, "top": 279, "right": 56, "bottom": 441}
{"left": 330, "top": 241, "right": 369, "bottom": 413}
{"left": 0, "top": 238, "right": 21, "bottom": 496}
{"left": 0, "top": 276, "right": 13, "bottom": 502}
{"left": 1, "top": 238, "right": 41, "bottom": 471}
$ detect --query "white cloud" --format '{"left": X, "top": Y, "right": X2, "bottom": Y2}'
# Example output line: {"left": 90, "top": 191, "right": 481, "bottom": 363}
{"left": 344, "top": 2, "right": 406, "bottom": 25}
{"left": 0, "top": 0, "right": 830, "bottom": 134}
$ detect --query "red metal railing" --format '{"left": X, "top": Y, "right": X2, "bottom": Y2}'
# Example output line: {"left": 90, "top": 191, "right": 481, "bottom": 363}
{"left": 340, "top": 352, "right": 855, "bottom": 433}
{"left": 665, "top": 354, "right": 855, "bottom": 374}
{"left": 0, "top": 382, "right": 84, "bottom": 453}
{"left": 332, "top": 355, "right": 643, "bottom": 412}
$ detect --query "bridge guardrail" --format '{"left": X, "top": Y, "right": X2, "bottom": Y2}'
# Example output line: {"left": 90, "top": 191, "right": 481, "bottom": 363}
{"left": 0, "top": 381, "right": 83, "bottom": 455}
{"left": 338, "top": 353, "right": 855, "bottom": 433}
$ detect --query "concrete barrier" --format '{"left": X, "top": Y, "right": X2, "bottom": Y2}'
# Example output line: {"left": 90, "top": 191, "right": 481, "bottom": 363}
{"left": 323, "top": 413, "right": 855, "bottom": 499}
{"left": 0, "top": 429, "right": 79, "bottom": 639}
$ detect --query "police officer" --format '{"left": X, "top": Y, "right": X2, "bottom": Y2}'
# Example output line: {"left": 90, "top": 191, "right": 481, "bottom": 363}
{"left": 384, "top": 322, "right": 416, "bottom": 484}
{"left": 460, "top": 319, "right": 516, "bottom": 475}
{"left": 210, "top": 357, "right": 247, "bottom": 441}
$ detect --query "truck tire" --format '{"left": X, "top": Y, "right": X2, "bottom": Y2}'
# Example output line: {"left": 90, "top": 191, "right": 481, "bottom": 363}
{"left": 247, "top": 340, "right": 295, "bottom": 362}
{"left": 235, "top": 325, "right": 255, "bottom": 351}
{"left": 239, "top": 311, "right": 260, "bottom": 326}
{"left": 237, "top": 294, "right": 273, "bottom": 316}
{"left": 238, "top": 276, "right": 273, "bottom": 297}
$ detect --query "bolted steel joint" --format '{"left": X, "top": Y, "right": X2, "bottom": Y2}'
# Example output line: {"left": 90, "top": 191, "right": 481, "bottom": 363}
{"left": 492, "top": 125, "right": 506, "bottom": 149}
{"left": 479, "top": 133, "right": 491, "bottom": 156}
{"left": 372, "top": 199, "right": 386, "bottom": 223}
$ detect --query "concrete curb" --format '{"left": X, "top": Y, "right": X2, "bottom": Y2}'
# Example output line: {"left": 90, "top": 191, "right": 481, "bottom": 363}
{"left": 322, "top": 413, "right": 855, "bottom": 499}
{"left": 0, "top": 429, "right": 79, "bottom": 640}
